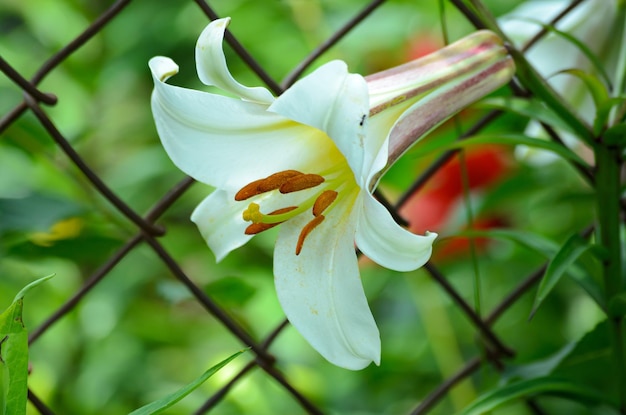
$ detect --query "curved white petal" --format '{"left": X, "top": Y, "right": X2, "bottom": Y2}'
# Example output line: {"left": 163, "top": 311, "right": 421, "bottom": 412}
{"left": 150, "top": 57, "right": 331, "bottom": 191}
{"left": 268, "top": 61, "right": 374, "bottom": 181}
{"left": 273, "top": 195, "right": 380, "bottom": 370}
{"left": 195, "top": 18, "right": 274, "bottom": 104}
{"left": 356, "top": 192, "right": 437, "bottom": 272}
{"left": 191, "top": 189, "right": 253, "bottom": 262}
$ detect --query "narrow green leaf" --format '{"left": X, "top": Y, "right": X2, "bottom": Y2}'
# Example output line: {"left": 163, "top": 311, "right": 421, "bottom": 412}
{"left": 507, "top": 46, "right": 594, "bottom": 144}
{"left": 479, "top": 96, "right": 575, "bottom": 134}
{"left": 13, "top": 273, "right": 55, "bottom": 303}
{"left": 411, "top": 133, "right": 588, "bottom": 167}
{"left": 457, "top": 229, "right": 605, "bottom": 309}
{"left": 530, "top": 234, "right": 596, "bottom": 319}
{"left": 456, "top": 229, "right": 560, "bottom": 256}
{"left": 512, "top": 17, "right": 613, "bottom": 88}
{"left": 129, "top": 349, "right": 247, "bottom": 415}
{"left": 456, "top": 377, "right": 613, "bottom": 415}
{"left": 561, "top": 69, "right": 611, "bottom": 135}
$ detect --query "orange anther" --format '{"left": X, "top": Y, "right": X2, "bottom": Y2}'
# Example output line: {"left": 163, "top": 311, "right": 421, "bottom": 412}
{"left": 295, "top": 215, "right": 325, "bottom": 255}
{"left": 235, "top": 170, "right": 303, "bottom": 201}
{"left": 280, "top": 174, "right": 325, "bottom": 194}
{"left": 312, "top": 190, "right": 338, "bottom": 217}
{"left": 245, "top": 222, "right": 279, "bottom": 235}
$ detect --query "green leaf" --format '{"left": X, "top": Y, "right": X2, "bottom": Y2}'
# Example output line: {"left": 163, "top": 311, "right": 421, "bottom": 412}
{"left": 0, "top": 302, "right": 28, "bottom": 415}
{"left": 551, "top": 320, "right": 618, "bottom": 396}
{"left": 505, "top": 319, "right": 625, "bottom": 407}
{"left": 129, "top": 349, "right": 247, "bottom": 415}
{"left": 561, "top": 69, "right": 611, "bottom": 135}
{"left": 13, "top": 273, "right": 55, "bottom": 303}
{"left": 457, "top": 229, "right": 604, "bottom": 309}
{"left": 504, "top": 342, "right": 577, "bottom": 382}
{"left": 479, "top": 96, "right": 576, "bottom": 134}
{"left": 0, "top": 274, "right": 56, "bottom": 415}
{"left": 507, "top": 47, "right": 594, "bottom": 144}
{"left": 603, "top": 113, "right": 626, "bottom": 146}
{"left": 457, "top": 229, "right": 560, "bottom": 257}
{"left": 512, "top": 17, "right": 613, "bottom": 88}
{"left": 530, "top": 234, "right": 597, "bottom": 319}
{"left": 608, "top": 293, "right": 626, "bottom": 317}
{"left": 411, "top": 133, "right": 589, "bottom": 167}
{"left": 456, "top": 377, "right": 614, "bottom": 415}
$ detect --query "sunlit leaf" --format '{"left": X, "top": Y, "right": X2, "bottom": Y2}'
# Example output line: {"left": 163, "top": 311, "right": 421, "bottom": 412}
{"left": 129, "top": 349, "right": 247, "bottom": 415}
{"left": 530, "top": 234, "right": 598, "bottom": 319}
{"left": 456, "top": 377, "right": 615, "bottom": 415}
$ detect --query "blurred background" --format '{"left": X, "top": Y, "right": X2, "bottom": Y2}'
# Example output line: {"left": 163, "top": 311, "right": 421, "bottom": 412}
{"left": 0, "top": 0, "right": 605, "bottom": 414}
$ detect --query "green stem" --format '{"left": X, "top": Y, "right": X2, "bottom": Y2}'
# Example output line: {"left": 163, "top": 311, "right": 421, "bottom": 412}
{"left": 610, "top": 2, "right": 626, "bottom": 125}
{"left": 595, "top": 143, "right": 625, "bottom": 411}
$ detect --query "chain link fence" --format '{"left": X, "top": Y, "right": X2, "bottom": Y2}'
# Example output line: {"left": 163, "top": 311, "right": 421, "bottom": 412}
{"left": 0, "top": 0, "right": 599, "bottom": 414}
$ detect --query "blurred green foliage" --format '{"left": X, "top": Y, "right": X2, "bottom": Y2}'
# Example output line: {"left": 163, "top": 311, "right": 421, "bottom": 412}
{"left": 0, "top": 0, "right": 614, "bottom": 414}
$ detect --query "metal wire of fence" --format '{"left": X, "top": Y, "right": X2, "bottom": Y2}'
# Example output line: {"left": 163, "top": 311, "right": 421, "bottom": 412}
{"left": 0, "top": 0, "right": 590, "bottom": 414}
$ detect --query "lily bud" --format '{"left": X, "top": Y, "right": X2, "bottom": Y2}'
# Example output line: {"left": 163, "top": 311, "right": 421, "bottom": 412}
{"left": 365, "top": 30, "right": 515, "bottom": 167}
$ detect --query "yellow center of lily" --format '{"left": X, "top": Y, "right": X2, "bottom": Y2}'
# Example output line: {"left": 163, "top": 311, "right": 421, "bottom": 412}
{"left": 235, "top": 168, "right": 353, "bottom": 255}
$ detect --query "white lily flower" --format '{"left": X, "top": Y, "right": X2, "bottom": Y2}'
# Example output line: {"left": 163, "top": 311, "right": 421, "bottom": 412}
{"left": 149, "top": 18, "right": 514, "bottom": 370}
{"left": 499, "top": 0, "right": 618, "bottom": 164}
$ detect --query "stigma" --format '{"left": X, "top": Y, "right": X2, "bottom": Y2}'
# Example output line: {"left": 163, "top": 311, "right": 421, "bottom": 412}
{"left": 235, "top": 170, "right": 342, "bottom": 255}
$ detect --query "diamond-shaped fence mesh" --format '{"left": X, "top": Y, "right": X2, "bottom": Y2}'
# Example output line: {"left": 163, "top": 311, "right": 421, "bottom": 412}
{"left": 0, "top": 0, "right": 601, "bottom": 414}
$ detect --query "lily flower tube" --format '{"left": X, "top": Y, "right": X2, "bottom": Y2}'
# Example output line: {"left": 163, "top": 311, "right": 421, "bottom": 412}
{"left": 149, "top": 18, "right": 515, "bottom": 370}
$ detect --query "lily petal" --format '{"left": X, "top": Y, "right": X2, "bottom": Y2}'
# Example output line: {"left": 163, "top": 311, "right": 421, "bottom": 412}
{"left": 191, "top": 189, "right": 253, "bottom": 262}
{"left": 268, "top": 61, "right": 374, "bottom": 180}
{"left": 274, "top": 195, "right": 381, "bottom": 370}
{"left": 195, "top": 18, "right": 274, "bottom": 104}
{"left": 356, "top": 192, "right": 437, "bottom": 272}
{"left": 150, "top": 57, "right": 330, "bottom": 190}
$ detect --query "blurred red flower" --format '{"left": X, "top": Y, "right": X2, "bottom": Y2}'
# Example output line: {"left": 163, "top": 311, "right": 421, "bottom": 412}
{"left": 400, "top": 146, "right": 510, "bottom": 260}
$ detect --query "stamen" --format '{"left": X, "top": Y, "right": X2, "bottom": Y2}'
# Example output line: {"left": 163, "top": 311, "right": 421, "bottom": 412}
{"left": 296, "top": 215, "right": 325, "bottom": 255}
{"left": 243, "top": 205, "right": 297, "bottom": 224}
{"left": 280, "top": 174, "right": 325, "bottom": 194}
{"left": 235, "top": 170, "right": 303, "bottom": 201}
{"left": 245, "top": 222, "right": 278, "bottom": 235}
{"left": 312, "top": 190, "right": 338, "bottom": 217}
